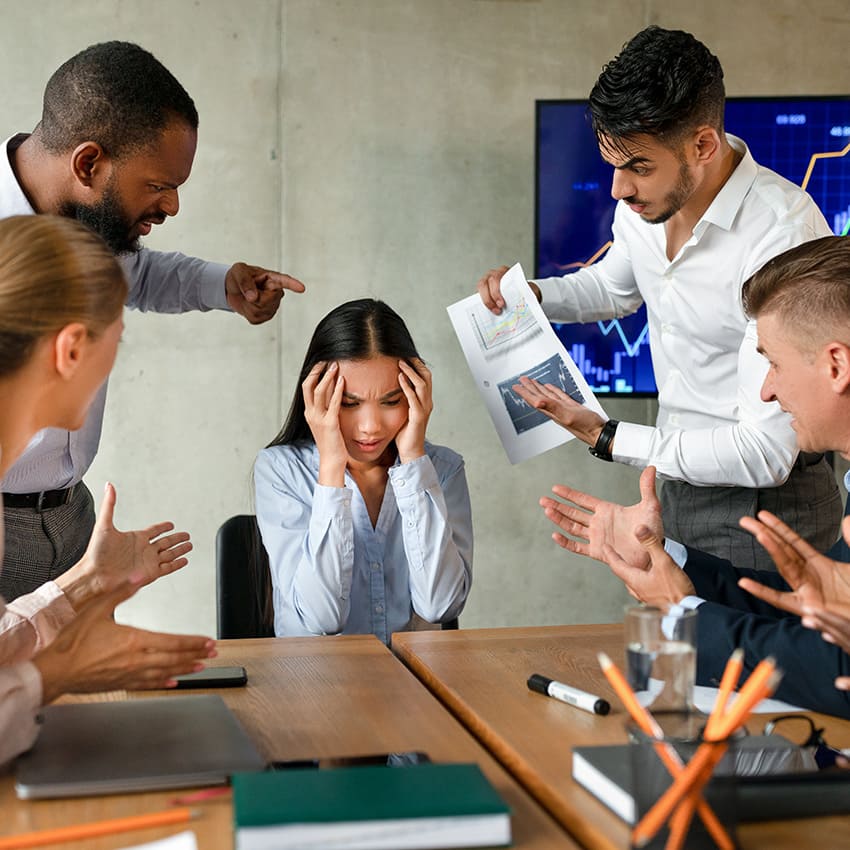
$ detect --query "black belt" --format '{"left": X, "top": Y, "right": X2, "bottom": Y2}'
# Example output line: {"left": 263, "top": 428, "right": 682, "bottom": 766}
{"left": 2, "top": 484, "right": 78, "bottom": 511}
{"left": 794, "top": 451, "right": 825, "bottom": 470}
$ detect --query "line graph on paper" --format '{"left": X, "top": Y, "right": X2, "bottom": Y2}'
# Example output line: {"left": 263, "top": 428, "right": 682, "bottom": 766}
{"left": 467, "top": 296, "right": 542, "bottom": 360}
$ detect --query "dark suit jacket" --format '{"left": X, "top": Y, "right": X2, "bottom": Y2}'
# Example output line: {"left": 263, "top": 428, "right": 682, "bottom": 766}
{"left": 685, "top": 498, "right": 850, "bottom": 718}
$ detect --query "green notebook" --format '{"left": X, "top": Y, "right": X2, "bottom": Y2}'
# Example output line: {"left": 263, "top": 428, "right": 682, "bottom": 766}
{"left": 232, "top": 762, "right": 512, "bottom": 850}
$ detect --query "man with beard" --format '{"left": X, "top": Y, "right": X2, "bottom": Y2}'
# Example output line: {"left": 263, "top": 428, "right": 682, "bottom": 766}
{"left": 477, "top": 26, "right": 840, "bottom": 570}
{"left": 0, "top": 41, "right": 305, "bottom": 599}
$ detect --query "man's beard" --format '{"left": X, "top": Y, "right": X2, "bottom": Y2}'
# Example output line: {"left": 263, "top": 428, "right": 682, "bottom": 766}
{"left": 640, "top": 161, "right": 696, "bottom": 225}
{"left": 58, "top": 184, "right": 140, "bottom": 255}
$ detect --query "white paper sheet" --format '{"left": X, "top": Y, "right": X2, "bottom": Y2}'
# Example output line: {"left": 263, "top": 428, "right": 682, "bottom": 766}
{"left": 447, "top": 263, "right": 606, "bottom": 463}
{"left": 121, "top": 830, "right": 198, "bottom": 850}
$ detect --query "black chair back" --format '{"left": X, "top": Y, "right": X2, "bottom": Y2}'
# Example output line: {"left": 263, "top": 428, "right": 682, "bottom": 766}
{"left": 215, "top": 514, "right": 275, "bottom": 639}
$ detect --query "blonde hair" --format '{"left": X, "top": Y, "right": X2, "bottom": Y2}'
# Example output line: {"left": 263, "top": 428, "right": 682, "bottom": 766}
{"left": 0, "top": 215, "right": 127, "bottom": 378}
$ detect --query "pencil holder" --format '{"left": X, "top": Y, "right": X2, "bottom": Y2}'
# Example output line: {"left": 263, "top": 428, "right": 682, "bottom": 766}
{"left": 628, "top": 725, "right": 739, "bottom": 850}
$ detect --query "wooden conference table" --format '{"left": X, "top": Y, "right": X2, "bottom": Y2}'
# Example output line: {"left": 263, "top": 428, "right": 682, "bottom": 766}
{"left": 0, "top": 635, "right": 574, "bottom": 850}
{"left": 393, "top": 624, "right": 850, "bottom": 850}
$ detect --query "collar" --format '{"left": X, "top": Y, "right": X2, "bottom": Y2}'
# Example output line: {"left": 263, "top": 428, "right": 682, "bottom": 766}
{"left": 0, "top": 134, "right": 37, "bottom": 218}
{"left": 696, "top": 134, "right": 758, "bottom": 234}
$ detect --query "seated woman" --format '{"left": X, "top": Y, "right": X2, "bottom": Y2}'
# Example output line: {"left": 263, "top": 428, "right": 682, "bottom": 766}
{"left": 255, "top": 299, "right": 472, "bottom": 643}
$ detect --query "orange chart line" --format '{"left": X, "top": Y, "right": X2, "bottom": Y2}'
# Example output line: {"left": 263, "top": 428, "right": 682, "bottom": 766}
{"left": 800, "top": 140, "right": 850, "bottom": 192}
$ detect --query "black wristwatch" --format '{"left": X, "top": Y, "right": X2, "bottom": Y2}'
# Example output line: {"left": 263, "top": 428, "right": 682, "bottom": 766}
{"left": 588, "top": 419, "right": 619, "bottom": 462}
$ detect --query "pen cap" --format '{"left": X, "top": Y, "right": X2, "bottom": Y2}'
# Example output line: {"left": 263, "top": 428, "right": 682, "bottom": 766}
{"left": 527, "top": 674, "right": 553, "bottom": 695}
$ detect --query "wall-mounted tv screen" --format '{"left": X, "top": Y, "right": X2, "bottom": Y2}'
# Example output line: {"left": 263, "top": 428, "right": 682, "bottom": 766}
{"left": 535, "top": 96, "right": 850, "bottom": 396}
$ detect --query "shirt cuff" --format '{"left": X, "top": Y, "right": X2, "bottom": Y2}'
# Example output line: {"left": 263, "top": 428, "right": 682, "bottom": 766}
{"left": 200, "top": 261, "right": 231, "bottom": 311}
{"left": 664, "top": 538, "right": 689, "bottom": 569}
{"left": 312, "top": 483, "right": 353, "bottom": 517}
{"left": 610, "top": 420, "right": 654, "bottom": 466}
{"left": 388, "top": 454, "right": 438, "bottom": 496}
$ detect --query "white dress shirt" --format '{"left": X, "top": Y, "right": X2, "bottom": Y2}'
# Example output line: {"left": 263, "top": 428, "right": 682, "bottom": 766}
{"left": 0, "top": 134, "right": 231, "bottom": 493}
{"left": 534, "top": 136, "right": 831, "bottom": 487}
{"left": 255, "top": 441, "right": 473, "bottom": 645}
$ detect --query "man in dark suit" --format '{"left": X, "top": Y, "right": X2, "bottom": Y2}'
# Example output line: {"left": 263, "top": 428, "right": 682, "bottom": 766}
{"left": 541, "top": 235, "right": 850, "bottom": 717}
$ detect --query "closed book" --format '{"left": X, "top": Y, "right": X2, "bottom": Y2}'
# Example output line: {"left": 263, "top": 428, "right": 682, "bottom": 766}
{"left": 572, "top": 741, "right": 850, "bottom": 824}
{"left": 232, "top": 762, "right": 511, "bottom": 850}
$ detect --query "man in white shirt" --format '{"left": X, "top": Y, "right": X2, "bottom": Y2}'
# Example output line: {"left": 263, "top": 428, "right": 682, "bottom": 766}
{"left": 538, "top": 236, "right": 850, "bottom": 717}
{"left": 477, "top": 26, "right": 841, "bottom": 569}
{"left": 0, "top": 42, "right": 306, "bottom": 599}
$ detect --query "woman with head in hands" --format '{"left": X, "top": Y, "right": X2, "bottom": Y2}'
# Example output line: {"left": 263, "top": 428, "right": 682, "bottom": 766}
{"left": 0, "top": 215, "right": 215, "bottom": 765}
{"left": 255, "top": 298, "right": 472, "bottom": 644}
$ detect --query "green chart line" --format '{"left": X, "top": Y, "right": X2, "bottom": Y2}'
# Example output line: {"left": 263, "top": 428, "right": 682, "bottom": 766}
{"left": 843, "top": 218, "right": 850, "bottom": 237}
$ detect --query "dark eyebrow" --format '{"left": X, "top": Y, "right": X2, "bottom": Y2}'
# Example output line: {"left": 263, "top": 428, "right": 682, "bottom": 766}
{"left": 613, "top": 155, "right": 653, "bottom": 171}
{"left": 342, "top": 388, "right": 404, "bottom": 402}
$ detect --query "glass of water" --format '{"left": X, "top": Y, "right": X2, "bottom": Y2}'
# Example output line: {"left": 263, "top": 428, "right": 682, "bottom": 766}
{"left": 624, "top": 604, "right": 698, "bottom": 722}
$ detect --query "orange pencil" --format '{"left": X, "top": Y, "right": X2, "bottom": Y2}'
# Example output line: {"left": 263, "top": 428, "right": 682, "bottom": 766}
{"left": 705, "top": 648, "right": 744, "bottom": 738}
{"left": 667, "top": 648, "right": 745, "bottom": 850}
{"left": 597, "top": 653, "right": 734, "bottom": 850}
{"left": 0, "top": 807, "right": 196, "bottom": 850}
{"left": 633, "top": 661, "right": 781, "bottom": 848}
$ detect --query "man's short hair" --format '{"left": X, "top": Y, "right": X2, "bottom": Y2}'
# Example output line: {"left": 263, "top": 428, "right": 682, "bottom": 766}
{"left": 588, "top": 26, "right": 725, "bottom": 153}
{"left": 38, "top": 41, "right": 198, "bottom": 159}
{"left": 743, "top": 236, "right": 850, "bottom": 350}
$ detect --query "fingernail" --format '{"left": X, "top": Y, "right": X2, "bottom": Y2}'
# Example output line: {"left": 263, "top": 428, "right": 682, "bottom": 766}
{"left": 801, "top": 617, "right": 815, "bottom": 628}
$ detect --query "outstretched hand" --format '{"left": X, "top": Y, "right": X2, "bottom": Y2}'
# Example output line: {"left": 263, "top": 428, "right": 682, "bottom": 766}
{"left": 512, "top": 376, "right": 605, "bottom": 446}
{"left": 602, "top": 524, "right": 696, "bottom": 607}
{"left": 540, "top": 466, "right": 663, "bottom": 569}
{"left": 33, "top": 578, "right": 216, "bottom": 704}
{"left": 56, "top": 483, "right": 192, "bottom": 611}
{"left": 737, "top": 513, "right": 850, "bottom": 615}
{"left": 225, "top": 262, "right": 306, "bottom": 325}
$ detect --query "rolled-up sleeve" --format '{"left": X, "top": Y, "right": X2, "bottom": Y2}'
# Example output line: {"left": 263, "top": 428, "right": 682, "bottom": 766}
{"left": 0, "top": 585, "right": 75, "bottom": 665}
{"left": 255, "top": 449, "right": 355, "bottom": 636}
{"left": 389, "top": 453, "right": 473, "bottom": 624}
{"left": 0, "top": 662, "right": 42, "bottom": 766}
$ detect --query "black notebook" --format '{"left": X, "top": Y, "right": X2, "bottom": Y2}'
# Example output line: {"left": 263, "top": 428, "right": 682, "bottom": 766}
{"left": 15, "top": 694, "right": 265, "bottom": 799}
{"left": 572, "top": 740, "right": 850, "bottom": 824}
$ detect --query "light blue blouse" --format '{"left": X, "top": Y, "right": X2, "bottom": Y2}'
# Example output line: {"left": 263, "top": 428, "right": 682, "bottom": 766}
{"left": 254, "top": 441, "right": 473, "bottom": 644}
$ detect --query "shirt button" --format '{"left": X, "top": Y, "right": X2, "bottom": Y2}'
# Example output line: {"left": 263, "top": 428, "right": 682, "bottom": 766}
{"left": 407, "top": 519, "right": 415, "bottom": 528}
{"left": 397, "top": 478, "right": 406, "bottom": 486}
{"left": 371, "top": 562, "right": 380, "bottom": 572}
{"left": 375, "top": 604, "right": 384, "bottom": 613}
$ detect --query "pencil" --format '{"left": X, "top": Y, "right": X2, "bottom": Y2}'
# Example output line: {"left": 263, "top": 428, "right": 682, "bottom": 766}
{"left": 705, "top": 648, "right": 744, "bottom": 738}
{"left": 667, "top": 648, "right": 745, "bottom": 850}
{"left": 597, "top": 653, "right": 734, "bottom": 850}
{"left": 633, "top": 661, "right": 781, "bottom": 847}
{"left": 0, "top": 807, "right": 196, "bottom": 849}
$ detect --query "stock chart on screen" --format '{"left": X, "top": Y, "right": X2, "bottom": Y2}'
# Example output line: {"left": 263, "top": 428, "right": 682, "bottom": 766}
{"left": 535, "top": 96, "right": 850, "bottom": 396}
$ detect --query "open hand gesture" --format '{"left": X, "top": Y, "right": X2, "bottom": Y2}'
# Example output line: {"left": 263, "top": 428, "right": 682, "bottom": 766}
{"left": 395, "top": 359, "right": 433, "bottom": 463}
{"left": 512, "top": 376, "right": 605, "bottom": 447}
{"left": 540, "top": 466, "right": 663, "bottom": 569}
{"left": 56, "top": 483, "right": 192, "bottom": 611}
{"left": 737, "top": 513, "right": 850, "bottom": 615}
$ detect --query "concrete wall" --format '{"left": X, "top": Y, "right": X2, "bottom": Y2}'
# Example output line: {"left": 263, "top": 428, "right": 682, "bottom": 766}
{"left": 2, "top": 1, "right": 848, "bottom": 636}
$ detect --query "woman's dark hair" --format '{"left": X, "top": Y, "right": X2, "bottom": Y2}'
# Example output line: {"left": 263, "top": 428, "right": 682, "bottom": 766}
{"left": 268, "top": 298, "right": 421, "bottom": 447}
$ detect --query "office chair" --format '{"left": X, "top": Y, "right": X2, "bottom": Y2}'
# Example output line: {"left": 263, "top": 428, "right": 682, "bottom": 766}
{"left": 215, "top": 514, "right": 459, "bottom": 637}
{"left": 215, "top": 514, "right": 275, "bottom": 639}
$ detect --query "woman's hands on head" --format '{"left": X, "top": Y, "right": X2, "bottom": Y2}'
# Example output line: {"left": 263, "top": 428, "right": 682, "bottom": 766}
{"left": 395, "top": 359, "right": 433, "bottom": 464}
{"left": 303, "top": 361, "right": 348, "bottom": 487}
